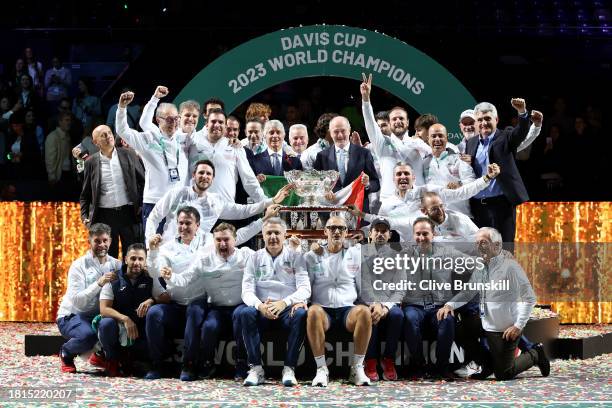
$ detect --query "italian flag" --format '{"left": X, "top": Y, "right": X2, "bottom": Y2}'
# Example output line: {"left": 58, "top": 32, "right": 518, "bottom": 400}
{"left": 330, "top": 173, "right": 366, "bottom": 227}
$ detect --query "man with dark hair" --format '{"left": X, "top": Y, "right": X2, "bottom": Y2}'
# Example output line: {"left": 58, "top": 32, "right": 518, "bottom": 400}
{"left": 226, "top": 115, "right": 241, "bottom": 145}
{"left": 80, "top": 124, "right": 145, "bottom": 259}
{"left": 413, "top": 113, "right": 439, "bottom": 146}
{"left": 145, "top": 159, "right": 291, "bottom": 244}
{"left": 241, "top": 118, "right": 265, "bottom": 156}
{"left": 98, "top": 243, "right": 168, "bottom": 376}
{"left": 374, "top": 111, "right": 391, "bottom": 136}
{"left": 56, "top": 223, "right": 121, "bottom": 373}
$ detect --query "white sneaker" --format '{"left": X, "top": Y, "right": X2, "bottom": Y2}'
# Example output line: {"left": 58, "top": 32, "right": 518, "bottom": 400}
{"left": 454, "top": 361, "right": 481, "bottom": 378}
{"left": 311, "top": 365, "right": 329, "bottom": 387}
{"left": 282, "top": 366, "right": 297, "bottom": 387}
{"left": 349, "top": 364, "right": 371, "bottom": 386}
{"left": 243, "top": 365, "right": 265, "bottom": 386}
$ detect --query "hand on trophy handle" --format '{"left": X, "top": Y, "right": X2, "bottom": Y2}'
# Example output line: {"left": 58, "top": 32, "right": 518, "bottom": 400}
{"left": 324, "top": 191, "right": 337, "bottom": 203}
{"left": 263, "top": 204, "right": 281, "bottom": 220}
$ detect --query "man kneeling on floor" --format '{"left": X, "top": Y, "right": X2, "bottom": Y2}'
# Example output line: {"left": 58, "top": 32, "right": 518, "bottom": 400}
{"left": 98, "top": 243, "right": 169, "bottom": 376}
{"left": 240, "top": 217, "right": 311, "bottom": 387}
{"left": 304, "top": 216, "right": 373, "bottom": 386}
{"left": 57, "top": 223, "right": 122, "bottom": 373}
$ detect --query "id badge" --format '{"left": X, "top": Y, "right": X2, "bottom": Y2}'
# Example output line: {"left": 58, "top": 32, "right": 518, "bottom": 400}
{"left": 168, "top": 167, "right": 180, "bottom": 182}
{"left": 423, "top": 294, "right": 435, "bottom": 310}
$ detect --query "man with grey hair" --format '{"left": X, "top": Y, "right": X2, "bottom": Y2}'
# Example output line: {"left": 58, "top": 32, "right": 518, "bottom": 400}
{"left": 288, "top": 123, "right": 308, "bottom": 161}
{"left": 239, "top": 217, "right": 310, "bottom": 387}
{"left": 439, "top": 227, "right": 550, "bottom": 380}
{"left": 466, "top": 99, "right": 539, "bottom": 243}
{"left": 251, "top": 119, "right": 303, "bottom": 181}
{"left": 116, "top": 89, "right": 189, "bottom": 230}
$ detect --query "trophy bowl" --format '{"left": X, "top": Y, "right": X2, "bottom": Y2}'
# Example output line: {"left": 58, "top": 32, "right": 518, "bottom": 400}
{"left": 284, "top": 169, "right": 340, "bottom": 207}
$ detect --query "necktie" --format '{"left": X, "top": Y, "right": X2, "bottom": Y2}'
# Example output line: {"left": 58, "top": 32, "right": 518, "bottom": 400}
{"left": 272, "top": 153, "right": 281, "bottom": 176}
{"left": 337, "top": 149, "right": 346, "bottom": 183}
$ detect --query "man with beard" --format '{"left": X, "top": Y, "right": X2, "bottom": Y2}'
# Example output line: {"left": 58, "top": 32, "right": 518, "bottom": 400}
{"left": 351, "top": 162, "right": 499, "bottom": 241}
{"left": 419, "top": 192, "right": 479, "bottom": 242}
{"left": 423, "top": 124, "right": 476, "bottom": 216}
{"left": 116, "top": 90, "right": 189, "bottom": 230}
{"left": 240, "top": 217, "right": 310, "bottom": 387}
{"left": 301, "top": 113, "right": 337, "bottom": 170}
{"left": 80, "top": 124, "right": 145, "bottom": 259}
{"left": 467, "top": 100, "right": 538, "bottom": 243}
{"left": 98, "top": 243, "right": 168, "bottom": 376}
{"left": 161, "top": 222, "right": 256, "bottom": 381}
{"left": 145, "top": 159, "right": 292, "bottom": 244}
{"left": 360, "top": 73, "right": 428, "bottom": 199}
{"left": 361, "top": 218, "right": 405, "bottom": 382}
{"left": 57, "top": 223, "right": 121, "bottom": 373}
{"left": 305, "top": 216, "right": 373, "bottom": 387}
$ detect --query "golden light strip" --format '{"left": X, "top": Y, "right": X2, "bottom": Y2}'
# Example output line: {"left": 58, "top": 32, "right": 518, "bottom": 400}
{"left": 0, "top": 201, "right": 609, "bottom": 323}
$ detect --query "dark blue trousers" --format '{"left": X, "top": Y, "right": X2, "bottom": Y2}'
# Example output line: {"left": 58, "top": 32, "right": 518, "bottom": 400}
{"left": 201, "top": 304, "right": 247, "bottom": 364}
{"left": 403, "top": 304, "right": 455, "bottom": 369}
{"left": 240, "top": 305, "right": 307, "bottom": 367}
{"left": 142, "top": 203, "right": 165, "bottom": 235}
{"left": 57, "top": 313, "right": 98, "bottom": 357}
{"left": 366, "top": 305, "right": 404, "bottom": 359}
{"left": 97, "top": 317, "right": 148, "bottom": 360}
{"left": 146, "top": 301, "right": 204, "bottom": 364}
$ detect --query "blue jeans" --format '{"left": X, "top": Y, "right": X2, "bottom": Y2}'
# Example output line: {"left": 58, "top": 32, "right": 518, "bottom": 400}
{"left": 57, "top": 313, "right": 98, "bottom": 357}
{"left": 366, "top": 305, "right": 404, "bottom": 359}
{"left": 240, "top": 305, "right": 307, "bottom": 367}
{"left": 403, "top": 304, "right": 455, "bottom": 369}
{"left": 97, "top": 317, "right": 148, "bottom": 360}
{"left": 146, "top": 302, "right": 205, "bottom": 364}
{"left": 201, "top": 304, "right": 247, "bottom": 364}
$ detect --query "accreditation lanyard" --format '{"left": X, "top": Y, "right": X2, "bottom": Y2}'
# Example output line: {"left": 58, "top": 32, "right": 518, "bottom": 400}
{"left": 479, "top": 264, "right": 489, "bottom": 318}
{"left": 157, "top": 134, "right": 181, "bottom": 182}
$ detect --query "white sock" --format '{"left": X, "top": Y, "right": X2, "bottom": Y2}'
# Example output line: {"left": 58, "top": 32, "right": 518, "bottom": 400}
{"left": 353, "top": 354, "right": 365, "bottom": 366}
{"left": 314, "top": 355, "right": 327, "bottom": 368}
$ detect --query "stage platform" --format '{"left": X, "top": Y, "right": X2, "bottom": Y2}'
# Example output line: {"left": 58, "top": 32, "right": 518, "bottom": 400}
{"left": 6, "top": 322, "right": 611, "bottom": 406}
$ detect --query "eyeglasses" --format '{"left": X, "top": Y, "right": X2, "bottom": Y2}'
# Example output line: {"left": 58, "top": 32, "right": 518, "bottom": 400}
{"left": 159, "top": 116, "right": 179, "bottom": 123}
{"left": 326, "top": 225, "right": 348, "bottom": 232}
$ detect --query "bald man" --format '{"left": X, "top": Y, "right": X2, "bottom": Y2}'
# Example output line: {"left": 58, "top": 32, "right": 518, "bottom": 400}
{"left": 313, "top": 115, "right": 379, "bottom": 212}
{"left": 80, "top": 124, "right": 145, "bottom": 258}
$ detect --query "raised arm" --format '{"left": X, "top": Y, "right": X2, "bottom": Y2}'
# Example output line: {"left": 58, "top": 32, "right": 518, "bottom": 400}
{"left": 139, "top": 86, "right": 169, "bottom": 132}
{"left": 116, "top": 92, "right": 153, "bottom": 153}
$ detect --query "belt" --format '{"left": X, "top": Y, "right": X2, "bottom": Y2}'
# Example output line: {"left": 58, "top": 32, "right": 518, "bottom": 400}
{"left": 99, "top": 204, "right": 133, "bottom": 211}
{"left": 470, "top": 195, "right": 507, "bottom": 205}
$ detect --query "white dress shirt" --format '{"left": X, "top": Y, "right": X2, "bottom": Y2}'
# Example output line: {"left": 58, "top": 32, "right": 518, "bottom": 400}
{"left": 241, "top": 247, "right": 311, "bottom": 309}
{"left": 98, "top": 148, "right": 132, "bottom": 208}
{"left": 167, "top": 246, "right": 254, "bottom": 307}
{"left": 432, "top": 209, "right": 479, "bottom": 242}
{"left": 56, "top": 252, "right": 122, "bottom": 319}
{"left": 304, "top": 244, "right": 362, "bottom": 308}
{"left": 334, "top": 145, "right": 350, "bottom": 175}
{"left": 147, "top": 233, "right": 208, "bottom": 305}
{"left": 116, "top": 107, "right": 189, "bottom": 204}
{"left": 267, "top": 147, "right": 284, "bottom": 175}
{"left": 144, "top": 185, "right": 272, "bottom": 243}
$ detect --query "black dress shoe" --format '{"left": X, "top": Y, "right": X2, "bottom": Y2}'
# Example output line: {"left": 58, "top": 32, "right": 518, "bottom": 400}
{"left": 533, "top": 343, "right": 550, "bottom": 377}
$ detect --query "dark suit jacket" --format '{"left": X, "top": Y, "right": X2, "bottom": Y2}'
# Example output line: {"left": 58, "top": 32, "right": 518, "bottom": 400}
{"left": 313, "top": 143, "right": 380, "bottom": 211}
{"left": 466, "top": 115, "right": 530, "bottom": 205}
{"left": 80, "top": 146, "right": 145, "bottom": 223}
{"left": 250, "top": 150, "right": 303, "bottom": 176}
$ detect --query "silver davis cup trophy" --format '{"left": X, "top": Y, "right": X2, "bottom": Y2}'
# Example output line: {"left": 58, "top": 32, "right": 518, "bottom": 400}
{"left": 284, "top": 169, "right": 339, "bottom": 207}
{"left": 282, "top": 169, "right": 356, "bottom": 233}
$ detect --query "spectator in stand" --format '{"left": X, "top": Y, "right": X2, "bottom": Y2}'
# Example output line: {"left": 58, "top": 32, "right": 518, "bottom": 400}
{"left": 49, "top": 97, "right": 83, "bottom": 146}
{"left": 531, "top": 124, "right": 567, "bottom": 199}
{"left": 549, "top": 97, "right": 573, "bottom": 136}
{"left": 73, "top": 78, "right": 101, "bottom": 129}
{"left": 106, "top": 87, "right": 141, "bottom": 133}
{"left": 23, "top": 47, "right": 44, "bottom": 94}
{"left": 45, "top": 111, "right": 77, "bottom": 200}
{"left": 44, "top": 56, "right": 72, "bottom": 102}
{"left": 10, "top": 59, "right": 27, "bottom": 90}
{"left": 15, "top": 74, "right": 41, "bottom": 115}
{"left": 6, "top": 112, "right": 44, "bottom": 180}
{"left": 1, "top": 96, "right": 18, "bottom": 121}
{"left": 23, "top": 109, "right": 46, "bottom": 160}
